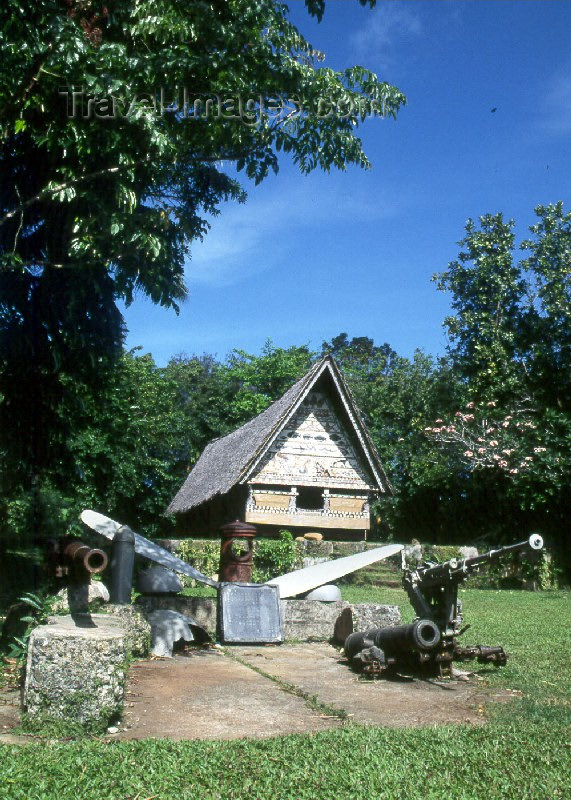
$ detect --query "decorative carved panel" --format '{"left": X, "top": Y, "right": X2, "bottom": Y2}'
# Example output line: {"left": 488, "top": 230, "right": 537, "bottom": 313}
{"left": 244, "top": 509, "right": 370, "bottom": 530}
{"left": 329, "top": 496, "right": 367, "bottom": 514}
{"left": 251, "top": 391, "right": 373, "bottom": 489}
{"left": 252, "top": 491, "right": 291, "bottom": 510}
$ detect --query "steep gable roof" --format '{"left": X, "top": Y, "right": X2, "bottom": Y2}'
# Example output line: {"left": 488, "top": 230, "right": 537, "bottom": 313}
{"left": 166, "top": 356, "right": 392, "bottom": 515}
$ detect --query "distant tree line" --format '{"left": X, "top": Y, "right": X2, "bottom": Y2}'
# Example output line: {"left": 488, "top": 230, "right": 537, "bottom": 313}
{"left": 1, "top": 204, "right": 569, "bottom": 579}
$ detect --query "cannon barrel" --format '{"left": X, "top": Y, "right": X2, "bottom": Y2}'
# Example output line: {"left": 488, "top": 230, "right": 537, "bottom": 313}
{"left": 417, "top": 534, "right": 543, "bottom": 583}
{"left": 61, "top": 538, "right": 108, "bottom": 576}
{"left": 345, "top": 619, "right": 440, "bottom": 661}
{"left": 459, "top": 533, "right": 543, "bottom": 570}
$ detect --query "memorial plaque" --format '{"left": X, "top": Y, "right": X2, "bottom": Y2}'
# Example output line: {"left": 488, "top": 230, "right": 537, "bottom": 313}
{"left": 218, "top": 583, "right": 283, "bottom": 644}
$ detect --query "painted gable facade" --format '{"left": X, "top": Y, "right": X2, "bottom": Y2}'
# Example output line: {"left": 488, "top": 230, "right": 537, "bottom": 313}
{"left": 244, "top": 388, "right": 375, "bottom": 533}
{"left": 167, "top": 356, "right": 391, "bottom": 539}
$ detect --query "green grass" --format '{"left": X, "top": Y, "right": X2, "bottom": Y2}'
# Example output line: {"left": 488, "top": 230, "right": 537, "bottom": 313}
{"left": 0, "top": 719, "right": 568, "bottom": 799}
{"left": 1, "top": 588, "right": 570, "bottom": 799}
{"left": 179, "top": 584, "right": 218, "bottom": 598}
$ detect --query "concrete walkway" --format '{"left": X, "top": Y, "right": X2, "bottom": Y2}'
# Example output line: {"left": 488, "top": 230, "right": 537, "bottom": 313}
{"left": 118, "top": 647, "right": 339, "bottom": 740}
{"left": 0, "top": 684, "right": 30, "bottom": 745}
{"left": 116, "top": 643, "right": 507, "bottom": 741}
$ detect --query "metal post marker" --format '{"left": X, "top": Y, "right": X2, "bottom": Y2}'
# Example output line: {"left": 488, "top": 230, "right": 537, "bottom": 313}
{"left": 110, "top": 525, "right": 135, "bottom": 604}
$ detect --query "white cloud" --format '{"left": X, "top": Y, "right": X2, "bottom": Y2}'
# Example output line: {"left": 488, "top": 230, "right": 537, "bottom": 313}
{"left": 186, "top": 173, "right": 402, "bottom": 288}
{"left": 540, "top": 70, "right": 571, "bottom": 135}
{"left": 349, "top": 3, "right": 423, "bottom": 69}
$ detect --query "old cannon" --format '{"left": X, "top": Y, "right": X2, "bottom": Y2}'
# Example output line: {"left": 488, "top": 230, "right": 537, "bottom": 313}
{"left": 46, "top": 536, "right": 109, "bottom": 582}
{"left": 345, "top": 534, "right": 544, "bottom": 676}
{"left": 345, "top": 619, "right": 441, "bottom": 674}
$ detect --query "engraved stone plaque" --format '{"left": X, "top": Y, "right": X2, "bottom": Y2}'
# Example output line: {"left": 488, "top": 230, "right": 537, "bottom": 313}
{"left": 218, "top": 583, "right": 283, "bottom": 644}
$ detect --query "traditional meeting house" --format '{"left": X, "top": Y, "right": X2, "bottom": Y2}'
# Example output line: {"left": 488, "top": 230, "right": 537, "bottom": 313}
{"left": 167, "top": 356, "right": 392, "bottom": 540}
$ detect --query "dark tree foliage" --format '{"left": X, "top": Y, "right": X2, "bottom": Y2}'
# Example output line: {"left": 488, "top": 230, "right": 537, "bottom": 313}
{"left": 0, "top": 0, "right": 404, "bottom": 504}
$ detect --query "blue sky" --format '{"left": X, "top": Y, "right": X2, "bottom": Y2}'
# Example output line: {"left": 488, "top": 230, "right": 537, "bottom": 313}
{"left": 122, "top": 0, "right": 571, "bottom": 365}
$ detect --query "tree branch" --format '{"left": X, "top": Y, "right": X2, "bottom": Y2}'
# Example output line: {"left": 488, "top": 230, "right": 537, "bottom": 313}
{"left": 0, "top": 157, "right": 150, "bottom": 227}
{"left": 0, "top": 48, "right": 53, "bottom": 124}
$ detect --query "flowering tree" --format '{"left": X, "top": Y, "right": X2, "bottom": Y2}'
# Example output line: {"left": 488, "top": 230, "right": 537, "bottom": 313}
{"left": 425, "top": 401, "right": 539, "bottom": 473}
{"left": 425, "top": 399, "right": 569, "bottom": 513}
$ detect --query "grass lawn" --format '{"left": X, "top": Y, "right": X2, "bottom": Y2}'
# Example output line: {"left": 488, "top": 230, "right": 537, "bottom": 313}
{"left": 1, "top": 587, "right": 569, "bottom": 799}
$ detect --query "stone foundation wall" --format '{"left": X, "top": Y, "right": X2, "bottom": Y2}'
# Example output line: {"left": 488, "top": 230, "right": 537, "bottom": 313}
{"left": 136, "top": 596, "right": 401, "bottom": 643}
{"left": 137, "top": 596, "right": 218, "bottom": 634}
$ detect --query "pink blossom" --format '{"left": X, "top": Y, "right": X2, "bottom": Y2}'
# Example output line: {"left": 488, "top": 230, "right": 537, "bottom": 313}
{"left": 499, "top": 460, "right": 508, "bottom": 468}
{"left": 435, "top": 419, "right": 443, "bottom": 424}
{"left": 524, "top": 456, "right": 533, "bottom": 462}
{"left": 466, "top": 402, "right": 475, "bottom": 409}
{"left": 478, "top": 447, "right": 486, "bottom": 454}
{"left": 501, "top": 421, "right": 510, "bottom": 428}
{"left": 534, "top": 447, "right": 546, "bottom": 453}
{"left": 487, "top": 401, "right": 497, "bottom": 407}
{"left": 464, "top": 450, "right": 474, "bottom": 457}
{"left": 509, "top": 468, "right": 519, "bottom": 475}
{"left": 464, "top": 414, "right": 475, "bottom": 421}
{"left": 489, "top": 440, "right": 499, "bottom": 447}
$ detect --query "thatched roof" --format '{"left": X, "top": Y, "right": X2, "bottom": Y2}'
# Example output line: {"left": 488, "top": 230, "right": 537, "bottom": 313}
{"left": 166, "top": 356, "right": 392, "bottom": 515}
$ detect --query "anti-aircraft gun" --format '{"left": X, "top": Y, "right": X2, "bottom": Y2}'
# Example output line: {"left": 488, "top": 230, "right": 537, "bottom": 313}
{"left": 345, "top": 534, "right": 544, "bottom": 676}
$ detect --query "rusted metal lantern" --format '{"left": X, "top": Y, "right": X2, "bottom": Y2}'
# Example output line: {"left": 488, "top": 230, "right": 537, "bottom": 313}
{"left": 218, "top": 520, "right": 256, "bottom": 583}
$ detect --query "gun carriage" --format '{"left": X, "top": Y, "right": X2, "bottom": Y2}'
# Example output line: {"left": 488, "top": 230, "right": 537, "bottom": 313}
{"left": 345, "top": 534, "right": 544, "bottom": 676}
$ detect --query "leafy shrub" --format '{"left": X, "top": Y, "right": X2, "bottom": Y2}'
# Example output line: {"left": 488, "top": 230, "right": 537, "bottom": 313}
{"left": 469, "top": 549, "right": 558, "bottom": 590}
{"left": 175, "top": 532, "right": 300, "bottom": 585}
{"left": 252, "top": 530, "right": 299, "bottom": 583}
{"left": 176, "top": 540, "right": 220, "bottom": 585}
{"left": 2, "top": 592, "right": 56, "bottom": 682}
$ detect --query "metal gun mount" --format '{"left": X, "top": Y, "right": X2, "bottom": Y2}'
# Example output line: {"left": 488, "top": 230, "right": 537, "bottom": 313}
{"left": 345, "top": 534, "right": 544, "bottom": 677}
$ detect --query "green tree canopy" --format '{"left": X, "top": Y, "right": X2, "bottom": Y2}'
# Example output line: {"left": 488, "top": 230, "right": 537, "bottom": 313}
{"left": 0, "top": 0, "right": 405, "bottom": 490}
{"left": 433, "top": 204, "right": 571, "bottom": 565}
{"left": 434, "top": 203, "right": 571, "bottom": 410}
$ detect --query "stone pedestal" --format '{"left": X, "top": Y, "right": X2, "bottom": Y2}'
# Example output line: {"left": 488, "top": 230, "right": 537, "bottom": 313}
{"left": 281, "top": 599, "right": 348, "bottom": 640}
{"left": 105, "top": 605, "right": 151, "bottom": 657}
{"left": 24, "top": 614, "right": 127, "bottom": 730}
{"left": 332, "top": 604, "right": 402, "bottom": 643}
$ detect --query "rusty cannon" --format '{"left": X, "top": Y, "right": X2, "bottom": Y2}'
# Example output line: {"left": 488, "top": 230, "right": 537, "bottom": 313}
{"left": 345, "top": 619, "right": 441, "bottom": 675}
{"left": 46, "top": 536, "right": 109, "bottom": 582}
{"left": 345, "top": 534, "right": 544, "bottom": 677}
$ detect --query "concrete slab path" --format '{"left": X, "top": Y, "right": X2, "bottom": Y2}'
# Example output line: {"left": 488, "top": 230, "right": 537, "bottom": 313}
{"left": 0, "top": 685, "right": 31, "bottom": 745}
{"left": 234, "top": 643, "right": 503, "bottom": 728}
{"left": 116, "top": 643, "right": 508, "bottom": 741}
{"left": 118, "top": 648, "right": 340, "bottom": 741}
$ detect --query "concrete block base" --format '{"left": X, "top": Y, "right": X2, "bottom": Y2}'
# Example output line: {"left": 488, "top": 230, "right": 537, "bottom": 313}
{"left": 333, "top": 604, "right": 402, "bottom": 643}
{"left": 24, "top": 614, "right": 127, "bottom": 730}
{"left": 282, "top": 599, "right": 348, "bottom": 640}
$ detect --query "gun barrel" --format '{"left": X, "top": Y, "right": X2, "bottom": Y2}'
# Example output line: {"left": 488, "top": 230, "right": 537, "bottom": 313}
{"left": 62, "top": 539, "right": 109, "bottom": 575}
{"left": 460, "top": 533, "right": 543, "bottom": 570}
{"left": 416, "top": 534, "right": 543, "bottom": 583}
